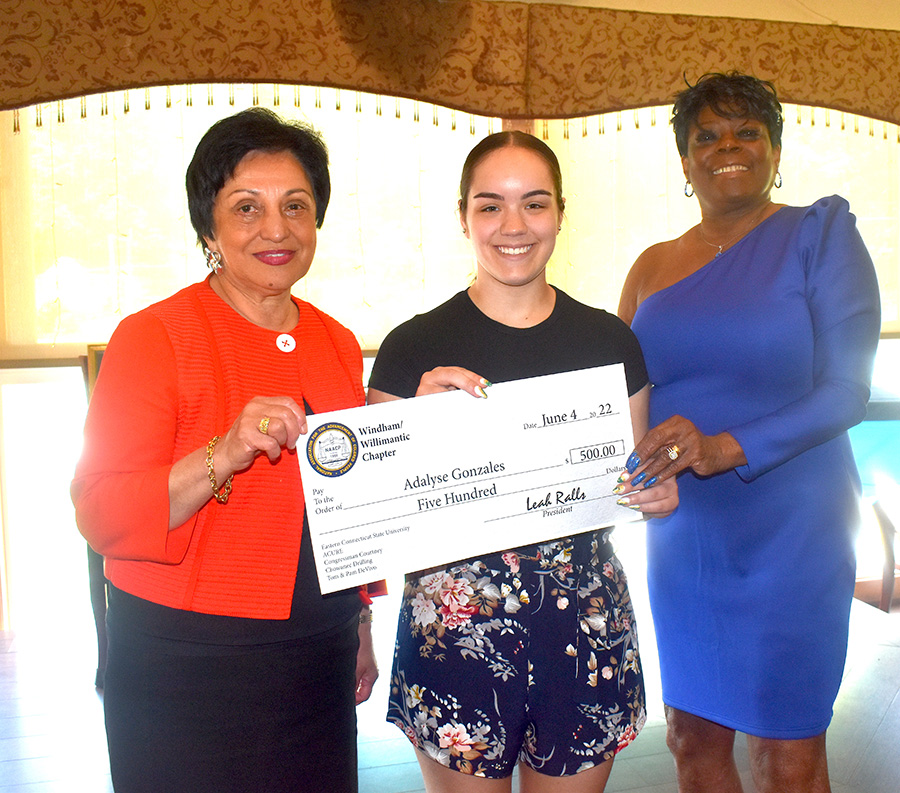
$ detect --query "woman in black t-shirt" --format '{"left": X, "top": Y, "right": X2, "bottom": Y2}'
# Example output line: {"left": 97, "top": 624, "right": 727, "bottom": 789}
{"left": 369, "top": 131, "right": 677, "bottom": 793}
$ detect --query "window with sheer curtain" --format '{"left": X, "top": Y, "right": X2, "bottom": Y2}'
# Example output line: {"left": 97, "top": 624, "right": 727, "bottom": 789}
{"left": 1, "top": 83, "right": 898, "bottom": 362}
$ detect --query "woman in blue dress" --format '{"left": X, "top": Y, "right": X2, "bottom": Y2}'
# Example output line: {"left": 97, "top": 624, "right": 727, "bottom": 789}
{"left": 617, "top": 72, "right": 880, "bottom": 792}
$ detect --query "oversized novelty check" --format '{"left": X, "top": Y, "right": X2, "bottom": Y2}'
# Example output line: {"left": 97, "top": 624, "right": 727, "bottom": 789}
{"left": 299, "top": 365, "right": 640, "bottom": 593}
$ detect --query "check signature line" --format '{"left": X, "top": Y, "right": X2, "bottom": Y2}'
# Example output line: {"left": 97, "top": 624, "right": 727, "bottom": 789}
{"left": 486, "top": 491, "right": 621, "bottom": 523}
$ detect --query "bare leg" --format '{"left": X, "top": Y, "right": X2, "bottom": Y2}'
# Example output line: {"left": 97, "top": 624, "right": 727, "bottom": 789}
{"left": 414, "top": 749, "right": 512, "bottom": 793}
{"left": 665, "top": 706, "right": 744, "bottom": 793}
{"left": 414, "top": 750, "right": 615, "bottom": 793}
{"left": 519, "top": 757, "right": 615, "bottom": 792}
{"left": 747, "top": 732, "right": 831, "bottom": 793}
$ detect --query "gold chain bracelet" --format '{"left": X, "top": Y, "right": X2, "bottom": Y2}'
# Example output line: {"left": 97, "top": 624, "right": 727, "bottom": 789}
{"left": 206, "top": 435, "right": 234, "bottom": 504}
{"left": 358, "top": 609, "right": 373, "bottom": 624}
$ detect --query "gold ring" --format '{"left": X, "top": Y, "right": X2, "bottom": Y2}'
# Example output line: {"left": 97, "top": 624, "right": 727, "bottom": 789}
{"left": 258, "top": 416, "right": 270, "bottom": 435}
{"left": 665, "top": 444, "right": 680, "bottom": 461}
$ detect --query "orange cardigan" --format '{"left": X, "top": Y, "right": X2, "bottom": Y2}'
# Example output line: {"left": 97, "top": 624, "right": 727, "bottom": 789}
{"left": 73, "top": 279, "right": 372, "bottom": 619}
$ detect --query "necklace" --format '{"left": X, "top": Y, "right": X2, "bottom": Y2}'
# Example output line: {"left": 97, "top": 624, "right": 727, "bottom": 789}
{"left": 697, "top": 203, "right": 771, "bottom": 258}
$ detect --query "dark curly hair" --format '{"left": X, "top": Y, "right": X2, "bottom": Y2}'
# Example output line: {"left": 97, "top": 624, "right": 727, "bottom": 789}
{"left": 185, "top": 108, "right": 331, "bottom": 247}
{"left": 671, "top": 72, "right": 783, "bottom": 157}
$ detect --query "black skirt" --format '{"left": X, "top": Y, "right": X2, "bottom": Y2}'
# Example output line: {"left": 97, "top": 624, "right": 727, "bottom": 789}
{"left": 104, "top": 589, "right": 360, "bottom": 793}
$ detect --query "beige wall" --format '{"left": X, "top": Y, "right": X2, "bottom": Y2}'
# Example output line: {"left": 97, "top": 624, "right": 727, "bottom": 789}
{"left": 520, "top": 1, "right": 900, "bottom": 31}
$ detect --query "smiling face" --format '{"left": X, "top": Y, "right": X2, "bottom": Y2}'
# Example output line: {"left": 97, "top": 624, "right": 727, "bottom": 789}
{"left": 204, "top": 149, "right": 317, "bottom": 299}
{"left": 461, "top": 145, "right": 564, "bottom": 291}
{"left": 682, "top": 105, "right": 781, "bottom": 211}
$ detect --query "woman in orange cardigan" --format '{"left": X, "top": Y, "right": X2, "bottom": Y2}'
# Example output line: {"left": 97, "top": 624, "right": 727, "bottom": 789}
{"left": 72, "top": 108, "right": 376, "bottom": 793}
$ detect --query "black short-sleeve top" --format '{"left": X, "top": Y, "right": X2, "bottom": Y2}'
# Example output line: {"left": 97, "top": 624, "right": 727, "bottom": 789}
{"left": 369, "top": 287, "right": 648, "bottom": 398}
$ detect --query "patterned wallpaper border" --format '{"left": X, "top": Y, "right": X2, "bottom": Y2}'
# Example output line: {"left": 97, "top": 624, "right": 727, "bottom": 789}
{"left": 1, "top": 1, "right": 899, "bottom": 123}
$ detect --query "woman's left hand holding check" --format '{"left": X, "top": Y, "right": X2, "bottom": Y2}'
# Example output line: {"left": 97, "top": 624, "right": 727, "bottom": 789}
{"left": 619, "top": 415, "right": 747, "bottom": 489}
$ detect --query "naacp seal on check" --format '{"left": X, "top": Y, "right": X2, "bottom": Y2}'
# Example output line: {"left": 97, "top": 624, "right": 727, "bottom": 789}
{"left": 306, "top": 423, "right": 359, "bottom": 477}
{"left": 299, "top": 364, "right": 640, "bottom": 593}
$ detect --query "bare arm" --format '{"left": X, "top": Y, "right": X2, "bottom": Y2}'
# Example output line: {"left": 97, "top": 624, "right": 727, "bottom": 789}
{"left": 617, "top": 266, "right": 641, "bottom": 325}
{"left": 355, "top": 610, "right": 378, "bottom": 704}
{"left": 615, "top": 239, "right": 741, "bottom": 493}
{"left": 366, "top": 387, "right": 401, "bottom": 404}
{"left": 617, "top": 246, "right": 660, "bottom": 326}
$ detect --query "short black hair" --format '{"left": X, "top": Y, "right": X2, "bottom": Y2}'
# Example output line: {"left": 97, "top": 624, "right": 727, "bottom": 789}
{"left": 185, "top": 108, "right": 331, "bottom": 246}
{"left": 671, "top": 71, "right": 783, "bottom": 157}
{"left": 458, "top": 130, "right": 564, "bottom": 217}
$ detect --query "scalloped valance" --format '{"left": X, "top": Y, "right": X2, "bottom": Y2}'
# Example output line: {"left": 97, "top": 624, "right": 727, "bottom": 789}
{"left": 2, "top": 1, "right": 899, "bottom": 124}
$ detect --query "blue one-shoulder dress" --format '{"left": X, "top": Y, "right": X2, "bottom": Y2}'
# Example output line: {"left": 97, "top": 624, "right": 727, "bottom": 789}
{"left": 631, "top": 196, "right": 881, "bottom": 738}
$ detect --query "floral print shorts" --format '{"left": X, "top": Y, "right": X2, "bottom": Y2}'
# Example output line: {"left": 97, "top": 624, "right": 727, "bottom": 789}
{"left": 386, "top": 530, "right": 646, "bottom": 778}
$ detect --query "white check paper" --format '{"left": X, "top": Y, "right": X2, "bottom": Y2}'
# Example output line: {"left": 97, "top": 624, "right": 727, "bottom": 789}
{"left": 299, "top": 365, "right": 639, "bottom": 593}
